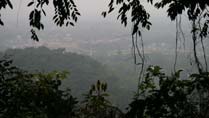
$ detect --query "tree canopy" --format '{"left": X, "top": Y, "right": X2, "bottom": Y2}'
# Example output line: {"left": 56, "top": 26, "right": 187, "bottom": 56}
{"left": 1, "top": 58, "right": 209, "bottom": 118}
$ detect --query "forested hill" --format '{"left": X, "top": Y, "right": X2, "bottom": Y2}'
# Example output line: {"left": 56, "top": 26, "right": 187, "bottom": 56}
{"left": 0, "top": 47, "right": 120, "bottom": 96}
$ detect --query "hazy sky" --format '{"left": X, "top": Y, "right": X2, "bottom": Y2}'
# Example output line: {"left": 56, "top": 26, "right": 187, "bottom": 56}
{"left": 2, "top": 0, "right": 112, "bottom": 23}
{"left": 0, "top": 0, "right": 192, "bottom": 52}
{"left": 1, "top": 0, "right": 171, "bottom": 24}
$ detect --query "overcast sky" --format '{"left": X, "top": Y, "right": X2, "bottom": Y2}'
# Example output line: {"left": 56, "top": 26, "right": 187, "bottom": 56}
{"left": 0, "top": 0, "right": 172, "bottom": 24}
{"left": 0, "top": 0, "right": 193, "bottom": 52}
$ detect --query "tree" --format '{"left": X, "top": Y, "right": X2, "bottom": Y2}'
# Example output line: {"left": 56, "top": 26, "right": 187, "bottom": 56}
{"left": 80, "top": 80, "right": 124, "bottom": 118}
{"left": 0, "top": 59, "right": 78, "bottom": 118}
{"left": 126, "top": 66, "right": 209, "bottom": 118}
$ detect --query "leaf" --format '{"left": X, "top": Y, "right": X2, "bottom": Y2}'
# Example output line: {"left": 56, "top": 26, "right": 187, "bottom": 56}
{"left": 132, "top": 25, "right": 138, "bottom": 35}
{"left": 30, "top": 29, "right": 39, "bottom": 41}
{"left": 66, "top": 22, "right": 69, "bottom": 26}
{"left": 76, "top": 12, "right": 81, "bottom": 16}
{"left": 0, "top": 19, "right": 4, "bottom": 26}
{"left": 45, "top": 0, "right": 49, "bottom": 5}
{"left": 42, "top": 9, "right": 46, "bottom": 16}
{"left": 175, "top": 70, "right": 183, "bottom": 78}
{"left": 29, "top": 11, "right": 34, "bottom": 21}
{"left": 108, "top": 7, "right": 114, "bottom": 13}
{"left": 75, "top": 17, "right": 77, "bottom": 22}
{"left": 69, "top": 22, "right": 74, "bottom": 26}
{"left": 27, "top": 1, "right": 34, "bottom": 7}
{"left": 6, "top": 0, "right": 13, "bottom": 9}
{"left": 138, "top": 31, "right": 141, "bottom": 36}
{"left": 109, "top": 0, "right": 114, "bottom": 6}
{"left": 101, "top": 12, "right": 107, "bottom": 18}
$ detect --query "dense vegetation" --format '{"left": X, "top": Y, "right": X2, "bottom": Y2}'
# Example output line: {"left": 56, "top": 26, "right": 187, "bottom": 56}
{"left": 1, "top": 58, "right": 209, "bottom": 118}
{"left": 0, "top": 59, "right": 78, "bottom": 118}
{"left": 1, "top": 0, "right": 209, "bottom": 118}
{"left": 0, "top": 47, "right": 133, "bottom": 109}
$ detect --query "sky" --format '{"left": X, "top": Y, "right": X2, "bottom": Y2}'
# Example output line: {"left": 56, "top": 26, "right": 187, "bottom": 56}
{"left": 1, "top": 0, "right": 171, "bottom": 25}
{"left": 0, "top": 0, "right": 203, "bottom": 54}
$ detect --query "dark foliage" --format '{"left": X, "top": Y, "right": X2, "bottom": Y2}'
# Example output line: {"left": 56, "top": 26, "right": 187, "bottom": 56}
{"left": 1, "top": 58, "right": 209, "bottom": 118}
{"left": 0, "top": 59, "right": 78, "bottom": 118}
{"left": 0, "top": 0, "right": 13, "bottom": 26}
{"left": 102, "top": 0, "right": 152, "bottom": 36}
{"left": 103, "top": 0, "right": 209, "bottom": 37}
{"left": 103, "top": 0, "right": 209, "bottom": 72}
{"left": 126, "top": 66, "right": 209, "bottom": 118}
{"left": 0, "top": 0, "right": 80, "bottom": 41}
{"left": 80, "top": 80, "right": 124, "bottom": 118}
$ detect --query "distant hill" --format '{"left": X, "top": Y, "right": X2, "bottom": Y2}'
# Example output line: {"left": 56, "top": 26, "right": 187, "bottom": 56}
{"left": 0, "top": 47, "right": 117, "bottom": 95}
{"left": 0, "top": 47, "right": 133, "bottom": 109}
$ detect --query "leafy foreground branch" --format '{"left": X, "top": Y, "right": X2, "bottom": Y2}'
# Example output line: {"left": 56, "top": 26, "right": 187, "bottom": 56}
{"left": 1, "top": 60, "right": 209, "bottom": 118}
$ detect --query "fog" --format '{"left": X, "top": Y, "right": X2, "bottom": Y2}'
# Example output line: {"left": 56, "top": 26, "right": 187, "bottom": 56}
{"left": 1, "top": 0, "right": 209, "bottom": 112}
{"left": 0, "top": 0, "right": 179, "bottom": 53}
{"left": 1, "top": 1, "right": 208, "bottom": 70}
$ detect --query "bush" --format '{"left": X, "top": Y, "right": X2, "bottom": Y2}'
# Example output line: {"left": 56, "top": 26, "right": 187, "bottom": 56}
{"left": 0, "top": 60, "right": 78, "bottom": 118}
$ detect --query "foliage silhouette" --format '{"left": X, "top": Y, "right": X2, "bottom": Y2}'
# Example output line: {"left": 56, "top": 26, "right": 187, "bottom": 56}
{"left": 1, "top": 58, "right": 209, "bottom": 118}
{"left": 0, "top": 0, "right": 80, "bottom": 41}
{"left": 80, "top": 80, "right": 124, "bottom": 118}
{"left": 126, "top": 66, "right": 209, "bottom": 118}
{"left": 1, "top": 0, "right": 208, "bottom": 44}
{"left": 153, "top": 0, "right": 209, "bottom": 73}
{"left": 0, "top": 59, "right": 78, "bottom": 118}
{"left": 96, "top": 1, "right": 209, "bottom": 93}
{"left": 103, "top": 0, "right": 209, "bottom": 40}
